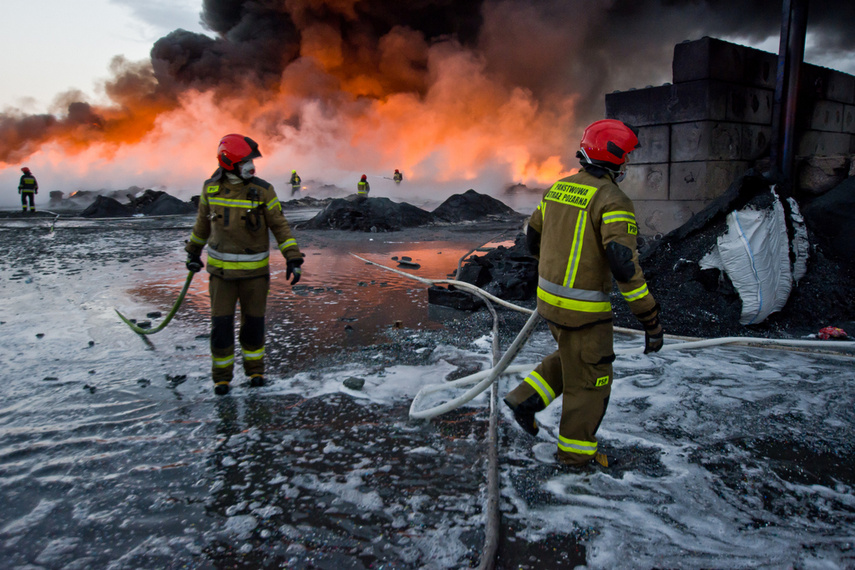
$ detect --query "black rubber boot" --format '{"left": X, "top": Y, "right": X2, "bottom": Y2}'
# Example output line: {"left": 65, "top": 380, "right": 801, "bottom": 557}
{"left": 249, "top": 374, "right": 265, "bottom": 387}
{"left": 504, "top": 393, "right": 545, "bottom": 437}
{"left": 214, "top": 381, "right": 230, "bottom": 395}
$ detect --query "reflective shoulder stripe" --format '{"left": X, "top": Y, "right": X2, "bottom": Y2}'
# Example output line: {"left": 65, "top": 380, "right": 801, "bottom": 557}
{"left": 537, "top": 286, "right": 612, "bottom": 313}
{"left": 267, "top": 197, "right": 281, "bottom": 211}
{"left": 524, "top": 371, "right": 556, "bottom": 406}
{"left": 189, "top": 232, "right": 206, "bottom": 246}
{"left": 278, "top": 238, "right": 298, "bottom": 251}
{"left": 564, "top": 210, "right": 587, "bottom": 288}
{"left": 207, "top": 250, "right": 270, "bottom": 262}
{"left": 538, "top": 277, "right": 609, "bottom": 302}
{"left": 621, "top": 283, "right": 650, "bottom": 302}
{"left": 557, "top": 436, "right": 597, "bottom": 456}
{"left": 602, "top": 210, "right": 636, "bottom": 224}
{"left": 543, "top": 181, "right": 598, "bottom": 209}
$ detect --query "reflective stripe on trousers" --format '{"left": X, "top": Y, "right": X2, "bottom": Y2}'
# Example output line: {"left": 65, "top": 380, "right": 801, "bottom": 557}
{"left": 524, "top": 370, "right": 556, "bottom": 407}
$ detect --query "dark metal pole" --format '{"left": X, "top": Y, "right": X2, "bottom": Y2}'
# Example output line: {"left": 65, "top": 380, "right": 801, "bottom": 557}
{"left": 769, "top": 0, "right": 809, "bottom": 183}
{"left": 781, "top": 0, "right": 808, "bottom": 182}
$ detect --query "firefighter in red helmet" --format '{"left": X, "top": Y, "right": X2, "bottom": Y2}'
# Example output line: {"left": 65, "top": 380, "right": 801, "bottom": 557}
{"left": 357, "top": 174, "right": 370, "bottom": 199}
{"left": 18, "top": 167, "right": 38, "bottom": 213}
{"left": 185, "top": 134, "right": 304, "bottom": 395}
{"left": 503, "top": 119, "right": 663, "bottom": 468}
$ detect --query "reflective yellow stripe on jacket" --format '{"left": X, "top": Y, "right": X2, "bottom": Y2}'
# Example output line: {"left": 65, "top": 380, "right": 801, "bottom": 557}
{"left": 278, "top": 238, "right": 297, "bottom": 252}
{"left": 206, "top": 249, "right": 270, "bottom": 271}
{"left": 536, "top": 277, "right": 612, "bottom": 313}
{"left": 602, "top": 209, "right": 638, "bottom": 236}
{"left": 208, "top": 197, "right": 259, "bottom": 208}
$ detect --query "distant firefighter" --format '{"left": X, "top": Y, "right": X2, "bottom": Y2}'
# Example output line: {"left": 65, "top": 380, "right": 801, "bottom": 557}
{"left": 393, "top": 169, "right": 403, "bottom": 184}
{"left": 18, "top": 167, "right": 38, "bottom": 213}
{"left": 289, "top": 169, "right": 302, "bottom": 197}
{"left": 357, "top": 174, "right": 370, "bottom": 198}
{"left": 185, "top": 134, "right": 304, "bottom": 396}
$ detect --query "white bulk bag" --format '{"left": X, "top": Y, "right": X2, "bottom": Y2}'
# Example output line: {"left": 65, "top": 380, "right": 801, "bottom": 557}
{"left": 700, "top": 190, "right": 792, "bottom": 325}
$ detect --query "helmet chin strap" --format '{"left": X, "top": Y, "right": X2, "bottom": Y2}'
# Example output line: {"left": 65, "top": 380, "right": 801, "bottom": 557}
{"left": 579, "top": 148, "right": 626, "bottom": 182}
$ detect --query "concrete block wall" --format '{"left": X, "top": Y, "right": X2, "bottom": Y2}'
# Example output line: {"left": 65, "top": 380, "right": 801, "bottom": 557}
{"left": 605, "top": 36, "right": 855, "bottom": 235}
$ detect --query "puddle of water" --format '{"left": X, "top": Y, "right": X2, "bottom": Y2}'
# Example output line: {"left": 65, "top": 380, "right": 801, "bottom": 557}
{"left": 129, "top": 240, "right": 486, "bottom": 364}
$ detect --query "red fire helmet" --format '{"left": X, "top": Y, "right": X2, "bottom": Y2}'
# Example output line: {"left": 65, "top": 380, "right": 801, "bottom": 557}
{"left": 579, "top": 119, "right": 640, "bottom": 168}
{"left": 217, "top": 134, "right": 261, "bottom": 170}
{"left": 21, "top": 167, "right": 30, "bottom": 173}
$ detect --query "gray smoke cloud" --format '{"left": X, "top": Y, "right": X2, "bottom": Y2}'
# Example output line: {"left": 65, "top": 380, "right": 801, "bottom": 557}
{"left": 1, "top": 0, "right": 852, "bottom": 165}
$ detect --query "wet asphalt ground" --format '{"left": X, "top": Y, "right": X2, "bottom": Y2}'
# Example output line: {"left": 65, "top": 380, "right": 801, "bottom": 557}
{"left": 1, "top": 209, "right": 853, "bottom": 569}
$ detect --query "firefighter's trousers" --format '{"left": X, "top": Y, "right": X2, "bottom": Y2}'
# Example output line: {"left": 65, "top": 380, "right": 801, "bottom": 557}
{"left": 209, "top": 274, "right": 269, "bottom": 384}
{"left": 21, "top": 192, "right": 35, "bottom": 211}
{"left": 505, "top": 320, "right": 614, "bottom": 466}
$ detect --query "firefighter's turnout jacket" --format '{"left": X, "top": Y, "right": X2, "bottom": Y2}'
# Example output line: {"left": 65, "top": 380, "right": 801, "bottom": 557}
{"left": 18, "top": 174, "right": 38, "bottom": 194}
{"left": 185, "top": 171, "right": 302, "bottom": 278}
{"left": 530, "top": 169, "right": 657, "bottom": 327}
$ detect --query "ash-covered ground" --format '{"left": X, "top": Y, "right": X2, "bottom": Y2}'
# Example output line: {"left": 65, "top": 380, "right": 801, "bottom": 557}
{"left": 0, "top": 208, "right": 853, "bottom": 569}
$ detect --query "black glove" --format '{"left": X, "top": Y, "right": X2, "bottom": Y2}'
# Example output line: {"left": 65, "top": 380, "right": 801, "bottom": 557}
{"left": 186, "top": 252, "right": 203, "bottom": 273}
{"left": 286, "top": 258, "right": 303, "bottom": 285}
{"left": 638, "top": 303, "right": 663, "bottom": 354}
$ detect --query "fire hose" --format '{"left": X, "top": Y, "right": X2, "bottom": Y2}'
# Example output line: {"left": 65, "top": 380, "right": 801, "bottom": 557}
{"left": 350, "top": 254, "right": 855, "bottom": 420}
{"left": 355, "top": 251, "right": 854, "bottom": 570}
{"left": 115, "top": 271, "right": 195, "bottom": 335}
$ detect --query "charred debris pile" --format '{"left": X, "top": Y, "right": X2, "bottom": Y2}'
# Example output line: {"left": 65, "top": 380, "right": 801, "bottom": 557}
{"left": 298, "top": 189, "right": 523, "bottom": 232}
{"left": 76, "top": 189, "right": 196, "bottom": 217}
{"left": 446, "top": 172, "right": 855, "bottom": 339}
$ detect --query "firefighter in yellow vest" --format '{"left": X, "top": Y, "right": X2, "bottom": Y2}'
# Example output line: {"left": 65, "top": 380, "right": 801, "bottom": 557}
{"left": 185, "top": 134, "right": 304, "bottom": 395}
{"left": 503, "top": 119, "right": 663, "bottom": 468}
{"left": 289, "top": 170, "right": 301, "bottom": 197}
{"left": 357, "top": 174, "right": 370, "bottom": 198}
{"left": 18, "top": 167, "right": 38, "bottom": 212}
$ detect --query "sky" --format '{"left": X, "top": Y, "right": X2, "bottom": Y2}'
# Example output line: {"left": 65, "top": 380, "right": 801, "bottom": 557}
{"left": 1, "top": 0, "right": 209, "bottom": 112}
{"left": 1, "top": 0, "right": 853, "bottom": 205}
